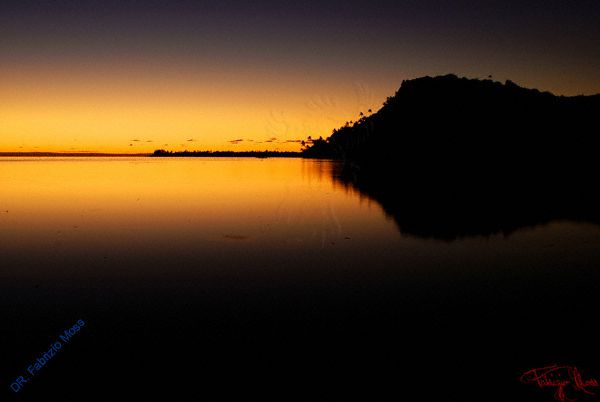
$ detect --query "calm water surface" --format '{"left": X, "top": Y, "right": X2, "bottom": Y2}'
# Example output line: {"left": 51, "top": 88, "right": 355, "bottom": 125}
{"left": 2, "top": 157, "right": 599, "bottom": 401}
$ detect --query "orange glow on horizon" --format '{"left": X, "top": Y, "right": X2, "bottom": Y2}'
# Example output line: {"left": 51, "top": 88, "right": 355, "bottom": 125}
{"left": 0, "top": 64, "right": 386, "bottom": 153}
{"left": 3, "top": 57, "right": 598, "bottom": 154}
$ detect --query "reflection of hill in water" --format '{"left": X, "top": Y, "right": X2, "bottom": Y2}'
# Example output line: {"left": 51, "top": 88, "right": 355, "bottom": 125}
{"left": 304, "top": 75, "right": 600, "bottom": 239}
{"left": 332, "top": 162, "right": 600, "bottom": 240}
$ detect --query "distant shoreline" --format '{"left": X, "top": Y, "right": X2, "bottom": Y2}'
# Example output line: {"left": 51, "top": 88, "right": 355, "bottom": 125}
{"left": 150, "top": 150, "right": 302, "bottom": 158}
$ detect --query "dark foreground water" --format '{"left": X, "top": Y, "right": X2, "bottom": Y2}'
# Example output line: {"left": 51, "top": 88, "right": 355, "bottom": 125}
{"left": 1, "top": 157, "right": 599, "bottom": 401}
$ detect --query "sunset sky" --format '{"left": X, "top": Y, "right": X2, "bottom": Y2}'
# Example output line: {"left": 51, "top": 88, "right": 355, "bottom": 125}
{"left": 2, "top": 0, "right": 599, "bottom": 153}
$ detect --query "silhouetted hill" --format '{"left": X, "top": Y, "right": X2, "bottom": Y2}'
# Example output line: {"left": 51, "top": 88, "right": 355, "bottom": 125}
{"left": 305, "top": 75, "right": 600, "bottom": 238}
{"left": 304, "top": 74, "right": 599, "bottom": 166}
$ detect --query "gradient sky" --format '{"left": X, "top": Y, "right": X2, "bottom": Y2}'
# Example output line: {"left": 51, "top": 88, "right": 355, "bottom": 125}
{"left": 2, "top": 0, "right": 599, "bottom": 152}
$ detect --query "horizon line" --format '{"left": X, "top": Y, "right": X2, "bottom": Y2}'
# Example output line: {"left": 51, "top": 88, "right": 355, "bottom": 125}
{"left": 0, "top": 150, "right": 303, "bottom": 157}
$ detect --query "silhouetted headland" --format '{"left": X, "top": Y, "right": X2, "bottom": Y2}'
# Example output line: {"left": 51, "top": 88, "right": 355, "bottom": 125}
{"left": 304, "top": 74, "right": 600, "bottom": 239}
{"left": 152, "top": 150, "right": 301, "bottom": 158}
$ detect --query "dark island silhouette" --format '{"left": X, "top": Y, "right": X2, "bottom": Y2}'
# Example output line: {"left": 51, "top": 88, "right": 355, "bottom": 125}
{"left": 303, "top": 74, "right": 600, "bottom": 239}
{"left": 151, "top": 150, "right": 301, "bottom": 158}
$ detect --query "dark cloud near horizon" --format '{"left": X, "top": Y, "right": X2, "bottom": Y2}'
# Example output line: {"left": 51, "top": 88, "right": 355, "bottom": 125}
{"left": 130, "top": 139, "right": 154, "bottom": 143}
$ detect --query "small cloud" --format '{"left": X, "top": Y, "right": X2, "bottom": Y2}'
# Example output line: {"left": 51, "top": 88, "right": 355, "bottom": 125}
{"left": 228, "top": 139, "right": 244, "bottom": 144}
{"left": 269, "top": 137, "right": 277, "bottom": 141}
{"left": 285, "top": 139, "right": 302, "bottom": 143}
{"left": 131, "top": 139, "right": 140, "bottom": 142}
{"left": 187, "top": 138, "right": 195, "bottom": 142}
{"left": 146, "top": 140, "right": 153, "bottom": 143}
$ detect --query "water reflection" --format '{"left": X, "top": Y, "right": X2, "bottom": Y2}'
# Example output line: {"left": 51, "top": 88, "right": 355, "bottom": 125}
{"left": 2, "top": 157, "right": 600, "bottom": 401}
{"left": 0, "top": 157, "right": 397, "bottom": 279}
{"left": 331, "top": 161, "right": 600, "bottom": 239}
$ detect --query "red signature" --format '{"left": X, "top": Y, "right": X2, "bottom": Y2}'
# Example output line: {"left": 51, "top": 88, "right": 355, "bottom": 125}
{"left": 521, "top": 364, "right": 599, "bottom": 402}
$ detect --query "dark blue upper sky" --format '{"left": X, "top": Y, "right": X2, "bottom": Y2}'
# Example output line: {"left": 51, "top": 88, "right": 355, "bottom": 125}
{"left": 2, "top": 0, "right": 599, "bottom": 94}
